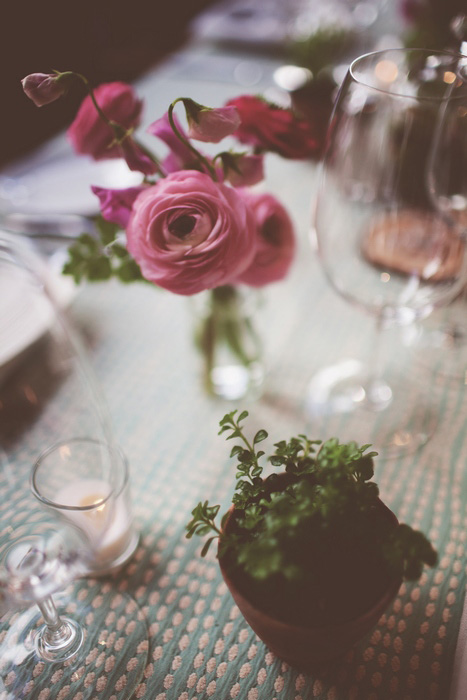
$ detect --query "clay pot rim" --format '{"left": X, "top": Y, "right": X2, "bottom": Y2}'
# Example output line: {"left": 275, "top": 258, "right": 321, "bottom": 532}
{"left": 218, "top": 493, "right": 402, "bottom": 634}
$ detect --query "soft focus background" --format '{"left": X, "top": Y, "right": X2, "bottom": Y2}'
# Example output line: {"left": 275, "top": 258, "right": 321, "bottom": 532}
{"left": 4, "top": 0, "right": 465, "bottom": 168}
{"left": 2, "top": 0, "right": 217, "bottom": 167}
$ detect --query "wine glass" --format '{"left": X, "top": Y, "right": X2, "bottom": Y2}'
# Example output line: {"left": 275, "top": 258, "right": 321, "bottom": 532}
{"left": 0, "top": 232, "right": 148, "bottom": 697}
{"left": 409, "top": 16, "right": 467, "bottom": 381}
{"left": 306, "top": 47, "right": 467, "bottom": 457}
{"left": 0, "top": 484, "right": 148, "bottom": 699}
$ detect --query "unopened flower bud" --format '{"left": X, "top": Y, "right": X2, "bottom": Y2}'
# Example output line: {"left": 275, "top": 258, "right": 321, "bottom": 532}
{"left": 21, "top": 72, "right": 69, "bottom": 107}
{"left": 221, "top": 152, "right": 264, "bottom": 187}
{"left": 182, "top": 98, "right": 240, "bottom": 143}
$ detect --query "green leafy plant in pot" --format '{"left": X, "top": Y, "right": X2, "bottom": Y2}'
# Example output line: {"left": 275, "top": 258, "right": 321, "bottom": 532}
{"left": 186, "top": 410, "right": 438, "bottom": 669}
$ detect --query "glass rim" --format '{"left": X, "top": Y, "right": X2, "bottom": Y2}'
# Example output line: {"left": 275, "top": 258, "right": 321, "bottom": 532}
{"left": 31, "top": 436, "right": 129, "bottom": 512}
{"left": 349, "top": 47, "right": 467, "bottom": 101}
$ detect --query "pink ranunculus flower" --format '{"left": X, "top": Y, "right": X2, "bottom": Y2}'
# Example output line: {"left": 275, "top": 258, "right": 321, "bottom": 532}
{"left": 126, "top": 171, "right": 257, "bottom": 295}
{"left": 21, "top": 72, "right": 69, "bottom": 107}
{"left": 236, "top": 191, "right": 296, "bottom": 287}
{"left": 67, "top": 82, "right": 143, "bottom": 160}
{"left": 92, "top": 185, "right": 146, "bottom": 228}
{"left": 226, "top": 95, "right": 318, "bottom": 160}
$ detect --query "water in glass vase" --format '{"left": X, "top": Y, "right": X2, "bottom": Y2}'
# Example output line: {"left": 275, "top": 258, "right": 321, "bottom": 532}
{"left": 192, "top": 285, "right": 264, "bottom": 400}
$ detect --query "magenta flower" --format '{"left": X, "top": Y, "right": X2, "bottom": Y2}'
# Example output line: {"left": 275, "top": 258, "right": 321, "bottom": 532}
{"left": 120, "top": 138, "right": 158, "bottom": 175}
{"left": 236, "top": 191, "right": 296, "bottom": 287}
{"left": 147, "top": 112, "right": 194, "bottom": 173}
{"left": 67, "top": 82, "right": 143, "bottom": 160}
{"left": 21, "top": 73, "right": 68, "bottom": 107}
{"left": 91, "top": 185, "right": 146, "bottom": 228}
{"left": 226, "top": 95, "right": 318, "bottom": 159}
{"left": 181, "top": 98, "right": 240, "bottom": 143}
{"left": 126, "top": 170, "right": 257, "bottom": 295}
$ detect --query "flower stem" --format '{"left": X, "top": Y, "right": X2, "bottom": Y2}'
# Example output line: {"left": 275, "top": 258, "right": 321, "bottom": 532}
{"left": 168, "top": 99, "right": 218, "bottom": 180}
{"left": 56, "top": 70, "right": 162, "bottom": 173}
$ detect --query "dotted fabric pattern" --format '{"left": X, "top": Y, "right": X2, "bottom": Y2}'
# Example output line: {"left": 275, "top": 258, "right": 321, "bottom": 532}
{"left": 73, "top": 263, "right": 467, "bottom": 700}
{"left": 1, "top": 157, "right": 467, "bottom": 699}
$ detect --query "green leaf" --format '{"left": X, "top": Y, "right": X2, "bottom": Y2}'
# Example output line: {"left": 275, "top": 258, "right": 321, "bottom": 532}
{"left": 201, "top": 536, "right": 217, "bottom": 557}
{"left": 253, "top": 430, "right": 268, "bottom": 444}
{"left": 230, "top": 445, "right": 243, "bottom": 458}
{"left": 87, "top": 256, "right": 112, "bottom": 280}
{"left": 117, "top": 259, "right": 144, "bottom": 282}
{"left": 95, "top": 215, "right": 120, "bottom": 245}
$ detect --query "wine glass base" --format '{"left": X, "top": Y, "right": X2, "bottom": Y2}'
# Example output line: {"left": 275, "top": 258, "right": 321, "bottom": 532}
{"left": 305, "top": 359, "right": 437, "bottom": 459}
{"left": 408, "top": 322, "right": 467, "bottom": 382}
{"left": 35, "top": 615, "right": 84, "bottom": 663}
{"left": 0, "top": 585, "right": 148, "bottom": 699}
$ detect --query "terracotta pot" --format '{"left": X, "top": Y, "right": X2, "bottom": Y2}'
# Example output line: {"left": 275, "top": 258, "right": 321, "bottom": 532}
{"left": 218, "top": 498, "right": 401, "bottom": 670}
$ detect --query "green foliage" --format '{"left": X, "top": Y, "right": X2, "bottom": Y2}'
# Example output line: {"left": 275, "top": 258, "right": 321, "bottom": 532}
{"left": 62, "top": 216, "right": 145, "bottom": 284}
{"left": 187, "top": 411, "right": 438, "bottom": 590}
{"left": 289, "top": 26, "right": 356, "bottom": 75}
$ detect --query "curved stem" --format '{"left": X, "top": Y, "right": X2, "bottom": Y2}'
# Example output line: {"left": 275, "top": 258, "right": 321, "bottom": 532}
{"left": 57, "top": 70, "right": 162, "bottom": 173}
{"left": 168, "top": 100, "right": 218, "bottom": 180}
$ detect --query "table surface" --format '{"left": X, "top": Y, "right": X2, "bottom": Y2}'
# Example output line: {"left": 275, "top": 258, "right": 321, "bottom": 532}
{"left": 1, "top": 19, "right": 467, "bottom": 700}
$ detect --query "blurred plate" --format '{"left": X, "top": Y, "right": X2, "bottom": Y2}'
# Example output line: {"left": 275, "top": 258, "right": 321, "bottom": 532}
{"left": 0, "top": 158, "right": 143, "bottom": 217}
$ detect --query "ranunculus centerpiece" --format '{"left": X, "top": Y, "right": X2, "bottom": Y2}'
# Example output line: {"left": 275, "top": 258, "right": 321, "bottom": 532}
{"left": 22, "top": 71, "right": 319, "bottom": 399}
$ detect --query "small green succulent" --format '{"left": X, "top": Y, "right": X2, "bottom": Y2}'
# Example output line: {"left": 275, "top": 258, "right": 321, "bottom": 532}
{"left": 187, "top": 411, "right": 437, "bottom": 624}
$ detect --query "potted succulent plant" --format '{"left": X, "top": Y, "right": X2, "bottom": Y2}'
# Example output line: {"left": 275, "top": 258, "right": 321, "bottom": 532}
{"left": 186, "top": 410, "right": 438, "bottom": 670}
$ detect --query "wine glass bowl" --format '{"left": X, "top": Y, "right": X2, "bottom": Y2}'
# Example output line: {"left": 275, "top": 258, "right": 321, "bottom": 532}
{"left": 307, "top": 48, "right": 467, "bottom": 456}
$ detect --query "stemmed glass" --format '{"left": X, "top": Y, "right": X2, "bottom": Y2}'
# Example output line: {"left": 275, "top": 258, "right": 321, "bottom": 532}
{"left": 0, "top": 232, "right": 147, "bottom": 698}
{"left": 306, "top": 47, "right": 467, "bottom": 457}
{"left": 411, "top": 17, "right": 467, "bottom": 381}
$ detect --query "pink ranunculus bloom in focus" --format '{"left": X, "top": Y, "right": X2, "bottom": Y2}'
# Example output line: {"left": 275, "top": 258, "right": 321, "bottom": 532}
{"left": 225, "top": 95, "right": 318, "bottom": 160}
{"left": 67, "top": 82, "right": 143, "bottom": 160}
{"left": 21, "top": 73, "right": 67, "bottom": 107}
{"left": 236, "top": 191, "right": 296, "bottom": 287}
{"left": 126, "top": 170, "right": 257, "bottom": 295}
{"left": 91, "top": 185, "right": 146, "bottom": 228}
{"left": 186, "top": 103, "right": 241, "bottom": 143}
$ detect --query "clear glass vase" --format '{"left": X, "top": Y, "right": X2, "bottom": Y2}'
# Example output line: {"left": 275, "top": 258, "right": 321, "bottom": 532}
{"left": 192, "top": 285, "right": 264, "bottom": 400}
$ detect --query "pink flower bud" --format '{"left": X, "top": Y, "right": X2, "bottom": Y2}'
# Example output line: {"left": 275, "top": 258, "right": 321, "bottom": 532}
{"left": 182, "top": 99, "right": 240, "bottom": 143}
{"left": 222, "top": 153, "right": 264, "bottom": 187}
{"left": 21, "top": 72, "right": 67, "bottom": 107}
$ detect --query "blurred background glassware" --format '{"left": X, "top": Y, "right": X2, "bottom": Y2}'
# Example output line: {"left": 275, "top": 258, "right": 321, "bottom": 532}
{"left": 0, "top": 232, "right": 148, "bottom": 697}
{"left": 306, "top": 47, "right": 467, "bottom": 457}
{"left": 31, "top": 437, "right": 139, "bottom": 576}
{"left": 408, "top": 14, "right": 467, "bottom": 381}
{"left": 0, "top": 229, "right": 108, "bottom": 454}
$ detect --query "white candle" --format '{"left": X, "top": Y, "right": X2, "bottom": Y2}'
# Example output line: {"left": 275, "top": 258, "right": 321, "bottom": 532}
{"left": 55, "top": 478, "right": 134, "bottom": 570}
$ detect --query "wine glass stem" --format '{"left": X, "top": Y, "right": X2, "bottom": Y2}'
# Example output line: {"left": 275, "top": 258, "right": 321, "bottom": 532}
{"left": 363, "top": 312, "right": 393, "bottom": 410}
{"left": 38, "top": 596, "right": 66, "bottom": 636}
{"left": 35, "top": 596, "right": 84, "bottom": 662}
